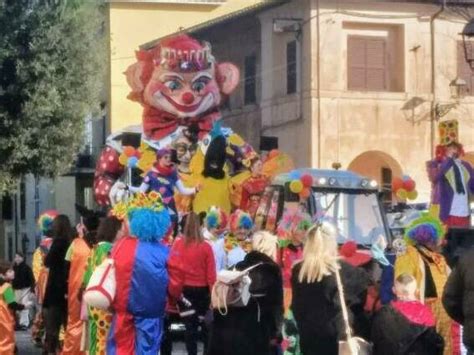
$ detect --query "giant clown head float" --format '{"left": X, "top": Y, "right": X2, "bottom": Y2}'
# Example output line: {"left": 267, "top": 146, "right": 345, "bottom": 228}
{"left": 94, "top": 34, "right": 241, "bottom": 206}
{"left": 125, "top": 35, "right": 240, "bottom": 141}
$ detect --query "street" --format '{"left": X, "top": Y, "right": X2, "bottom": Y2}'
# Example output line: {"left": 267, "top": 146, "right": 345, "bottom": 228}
{"left": 16, "top": 331, "right": 201, "bottom": 354}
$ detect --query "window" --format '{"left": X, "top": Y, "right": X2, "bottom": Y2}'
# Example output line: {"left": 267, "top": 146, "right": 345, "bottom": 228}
{"left": 381, "top": 167, "right": 392, "bottom": 205}
{"left": 2, "top": 195, "right": 13, "bottom": 220}
{"left": 244, "top": 54, "right": 257, "bottom": 105}
{"left": 457, "top": 40, "right": 474, "bottom": 96}
{"left": 287, "top": 40, "right": 297, "bottom": 94}
{"left": 20, "top": 180, "right": 25, "bottom": 220}
{"left": 347, "top": 36, "right": 387, "bottom": 91}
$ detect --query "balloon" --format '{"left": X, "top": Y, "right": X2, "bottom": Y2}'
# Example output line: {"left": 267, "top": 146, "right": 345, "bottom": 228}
{"left": 396, "top": 189, "right": 407, "bottom": 200}
{"left": 402, "top": 175, "right": 411, "bottom": 182}
{"left": 127, "top": 156, "right": 138, "bottom": 168}
{"left": 392, "top": 177, "right": 403, "bottom": 192}
{"left": 289, "top": 170, "right": 301, "bottom": 180}
{"left": 299, "top": 188, "right": 311, "bottom": 199}
{"left": 300, "top": 174, "right": 313, "bottom": 188}
{"left": 123, "top": 146, "right": 135, "bottom": 157}
{"left": 289, "top": 180, "right": 303, "bottom": 194}
{"left": 407, "top": 190, "right": 418, "bottom": 200}
{"left": 402, "top": 179, "right": 416, "bottom": 192}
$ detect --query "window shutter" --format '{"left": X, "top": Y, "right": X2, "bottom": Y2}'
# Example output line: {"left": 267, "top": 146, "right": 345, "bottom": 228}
{"left": 348, "top": 36, "right": 367, "bottom": 90}
{"left": 366, "top": 39, "right": 386, "bottom": 91}
{"left": 458, "top": 41, "right": 474, "bottom": 96}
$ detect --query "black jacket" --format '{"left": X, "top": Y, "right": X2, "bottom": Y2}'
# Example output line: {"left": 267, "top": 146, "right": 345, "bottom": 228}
{"left": 43, "top": 238, "right": 70, "bottom": 308}
{"left": 291, "top": 261, "right": 370, "bottom": 355}
{"left": 372, "top": 305, "right": 444, "bottom": 355}
{"left": 12, "top": 261, "right": 34, "bottom": 290}
{"left": 208, "top": 251, "right": 284, "bottom": 355}
{"left": 442, "top": 248, "right": 474, "bottom": 348}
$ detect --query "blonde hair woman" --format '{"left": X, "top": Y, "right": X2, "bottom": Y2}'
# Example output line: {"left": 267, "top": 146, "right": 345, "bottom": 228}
{"left": 291, "top": 222, "right": 370, "bottom": 355}
{"left": 208, "top": 230, "right": 283, "bottom": 355}
{"left": 252, "top": 231, "right": 279, "bottom": 261}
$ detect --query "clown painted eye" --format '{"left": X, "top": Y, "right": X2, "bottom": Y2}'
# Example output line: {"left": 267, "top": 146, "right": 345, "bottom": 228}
{"left": 192, "top": 78, "right": 209, "bottom": 93}
{"left": 165, "top": 80, "right": 182, "bottom": 91}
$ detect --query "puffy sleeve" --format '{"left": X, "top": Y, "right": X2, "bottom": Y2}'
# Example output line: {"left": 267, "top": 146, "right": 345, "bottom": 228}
{"left": 205, "top": 243, "right": 216, "bottom": 290}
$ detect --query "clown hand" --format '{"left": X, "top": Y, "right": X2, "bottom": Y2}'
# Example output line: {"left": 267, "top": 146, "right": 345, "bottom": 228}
{"left": 109, "top": 181, "right": 128, "bottom": 206}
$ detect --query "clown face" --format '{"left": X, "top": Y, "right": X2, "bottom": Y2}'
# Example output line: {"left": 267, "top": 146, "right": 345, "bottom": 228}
{"left": 144, "top": 67, "right": 221, "bottom": 119}
{"left": 172, "top": 135, "right": 197, "bottom": 174}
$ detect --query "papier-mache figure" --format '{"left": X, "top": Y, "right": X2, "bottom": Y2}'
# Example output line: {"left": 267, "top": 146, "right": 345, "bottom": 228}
{"left": 94, "top": 34, "right": 243, "bottom": 207}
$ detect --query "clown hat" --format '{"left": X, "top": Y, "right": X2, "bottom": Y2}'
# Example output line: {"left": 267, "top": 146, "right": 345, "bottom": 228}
{"left": 404, "top": 213, "right": 446, "bottom": 247}
{"left": 438, "top": 120, "right": 459, "bottom": 147}
{"left": 339, "top": 241, "right": 372, "bottom": 267}
{"left": 37, "top": 210, "right": 59, "bottom": 235}
{"left": 229, "top": 209, "right": 253, "bottom": 232}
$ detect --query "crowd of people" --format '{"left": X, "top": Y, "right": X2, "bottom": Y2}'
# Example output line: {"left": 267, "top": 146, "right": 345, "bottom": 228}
{"left": 0, "top": 194, "right": 472, "bottom": 355}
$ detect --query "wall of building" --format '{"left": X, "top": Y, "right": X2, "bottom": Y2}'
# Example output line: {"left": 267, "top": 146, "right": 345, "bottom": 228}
{"left": 306, "top": 0, "right": 474, "bottom": 203}
{"left": 108, "top": 0, "right": 264, "bottom": 133}
{"left": 258, "top": 0, "right": 313, "bottom": 167}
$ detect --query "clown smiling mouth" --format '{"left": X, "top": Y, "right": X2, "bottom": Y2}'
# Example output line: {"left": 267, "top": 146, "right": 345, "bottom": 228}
{"left": 161, "top": 92, "right": 205, "bottom": 113}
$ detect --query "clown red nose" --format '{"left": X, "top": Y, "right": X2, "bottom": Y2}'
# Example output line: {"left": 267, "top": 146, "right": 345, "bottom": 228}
{"left": 182, "top": 92, "right": 195, "bottom": 104}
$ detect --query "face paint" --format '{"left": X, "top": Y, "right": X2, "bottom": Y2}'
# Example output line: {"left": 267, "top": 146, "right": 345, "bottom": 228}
{"left": 144, "top": 69, "right": 221, "bottom": 118}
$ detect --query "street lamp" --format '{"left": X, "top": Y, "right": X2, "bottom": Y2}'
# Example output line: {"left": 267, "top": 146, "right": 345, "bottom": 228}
{"left": 461, "top": 18, "right": 474, "bottom": 70}
{"left": 434, "top": 77, "right": 467, "bottom": 119}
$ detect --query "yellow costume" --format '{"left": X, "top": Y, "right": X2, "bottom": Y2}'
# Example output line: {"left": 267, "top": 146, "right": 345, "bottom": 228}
{"left": 395, "top": 245, "right": 457, "bottom": 355}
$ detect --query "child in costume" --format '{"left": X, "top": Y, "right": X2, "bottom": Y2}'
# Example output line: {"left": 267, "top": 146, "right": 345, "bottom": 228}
{"left": 82, "top": 216, "right": 122, "bottom": 355}
{"left": 63, "top": 204, "right": 102, "bottom": 355}
{"left": 395, "top": 213, "right": 458, "bottom": 355}
{"left": 203, "top": 206, "right": 228, "bottom": 273}
{"left": 31, "top": 210, "right": 57, "bottom": 347}
{"left": 224, "top": 209, "right": 253, "bottom": 268}
{"left": 107, "top": 192, "right": 182, "bottom": 354}
{"left": 372, "top": 273, "right": 444, "bottom": 355}
{"left": 277, "top": 210, "right": 312, "bottom": 313}
{"left": 128, "top": 148, "right": 198, "bottom": 223}
{"left": 0, "top": 262, "right": 32, "bottom": 354}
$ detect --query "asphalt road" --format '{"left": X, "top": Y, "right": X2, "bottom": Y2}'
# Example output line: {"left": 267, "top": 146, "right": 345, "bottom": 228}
{"left": 16, "top": 331, "right": 202, "bottom": 354}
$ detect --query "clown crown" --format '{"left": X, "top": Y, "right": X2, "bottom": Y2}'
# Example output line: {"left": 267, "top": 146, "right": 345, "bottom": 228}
{"left": 157, "top": 36, "right": 214, "bottom": 72}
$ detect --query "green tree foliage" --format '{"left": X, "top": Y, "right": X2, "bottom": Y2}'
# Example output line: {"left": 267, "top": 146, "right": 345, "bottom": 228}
{"left": 0, "top": 0, "right": 106, "bottom": 192}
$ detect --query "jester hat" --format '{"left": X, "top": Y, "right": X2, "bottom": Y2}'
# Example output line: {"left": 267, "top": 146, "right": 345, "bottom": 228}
{"left": 37, "top": 210, "right": 58, "bottom": 235}
{"left": 404, "top": 213, "right": 446, "bottom": 247}
{"left": 229, "top": 209, "right": 253, "bottom": 232}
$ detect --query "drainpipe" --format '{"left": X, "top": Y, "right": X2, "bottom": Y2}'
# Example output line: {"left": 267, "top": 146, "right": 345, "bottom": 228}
{"left": 430, "top": 0, "right": 446, "bottom": 158}
{"left": 316, "top": 0, "right": 321, "bottom": 168}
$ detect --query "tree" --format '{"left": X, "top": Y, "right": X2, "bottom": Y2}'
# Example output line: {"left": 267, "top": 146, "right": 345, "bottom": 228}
{"left": 0, "top": 0, "right": 106, "bottom": 192}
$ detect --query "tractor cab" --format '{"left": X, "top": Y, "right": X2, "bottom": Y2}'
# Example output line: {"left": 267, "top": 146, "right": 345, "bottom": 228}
{"left": 255, "top": 168, "right": 391, "bottom": 247}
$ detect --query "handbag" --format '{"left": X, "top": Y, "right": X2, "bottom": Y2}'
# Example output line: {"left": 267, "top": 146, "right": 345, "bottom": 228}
{"left": 83, "top": 258, "right": 116, "bottom": 310}
{"left": 334, "top": 261, "right": 372, "bottom": 355}
{"left": 211, "top": 263, "right": 262, "bottom": 315}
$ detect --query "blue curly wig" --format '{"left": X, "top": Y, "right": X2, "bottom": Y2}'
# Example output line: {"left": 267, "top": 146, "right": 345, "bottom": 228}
{"left": 128, "top": 207, "right": 171, "bottom": 242}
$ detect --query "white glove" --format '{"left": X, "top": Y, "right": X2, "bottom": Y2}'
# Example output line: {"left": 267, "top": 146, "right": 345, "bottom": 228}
{"left": 109, "top": 180, "right": 128, "bottom": 206}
